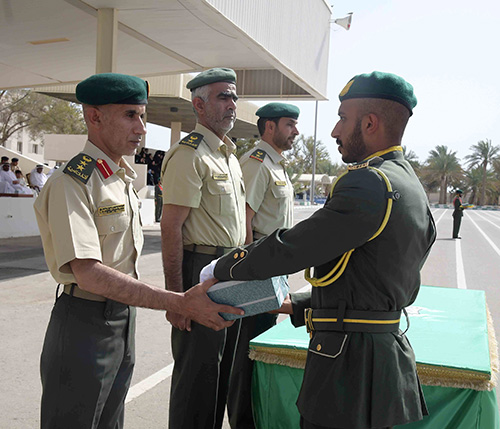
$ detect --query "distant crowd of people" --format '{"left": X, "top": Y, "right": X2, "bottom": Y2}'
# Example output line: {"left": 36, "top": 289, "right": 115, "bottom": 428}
{"left": 135, "top": 147, "right": 165, "bottom": 185}
{"left": 0, "top": 155, "right": 56, "bottom": 196}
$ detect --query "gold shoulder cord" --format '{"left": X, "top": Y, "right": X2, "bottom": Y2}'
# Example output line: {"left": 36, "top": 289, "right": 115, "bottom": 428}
{"left": 305, "top": 166, "right": 394, "bottom": 287}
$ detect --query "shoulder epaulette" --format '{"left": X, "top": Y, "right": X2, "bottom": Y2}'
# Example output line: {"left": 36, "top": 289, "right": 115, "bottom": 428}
{"left": 348, "top": 161, "right": 369, "bottom": 171}
{"left": 179, "top": 132, "right": 203, "bottom": 149}
{"left": 348, "top": 156, "right": 383, "bottom": 171}
{"left": 249, "top": 149, "right": 267, "bottom": 162}
{"left": 63, "top": 153, "right": 97, "bottom": 184}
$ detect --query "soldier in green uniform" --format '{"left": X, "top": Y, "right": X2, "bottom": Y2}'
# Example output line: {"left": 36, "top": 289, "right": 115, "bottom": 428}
{"left": 201, "top": 72, "right": 436, "bottom": 429}
{"left": 452, "top": 189, "right": 464, "bottom": 239}
{"left": 160, "top": 68, "right": 246, "bottom": 428}
{"left": 227, "top": 102, "right": 299, "bottom": 428}
{"left": 34, "top": 73, "right": 240, "bottom": 429}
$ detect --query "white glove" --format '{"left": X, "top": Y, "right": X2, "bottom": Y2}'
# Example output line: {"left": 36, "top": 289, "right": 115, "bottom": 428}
{"left": 199, "top": 258, "right": 219, "bottom": 283}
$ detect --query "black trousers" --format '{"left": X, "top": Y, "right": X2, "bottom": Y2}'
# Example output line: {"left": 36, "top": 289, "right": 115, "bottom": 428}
{"left": 40, "top": 290, "right": 135, "bottom": 429}
{"left": 300, "top": 416, "right": 392, "bottom": 429}
{"left": 226, "top": 312, "right": 278, "bottom": 429}
{"left": 169, "top": 251, "right": 241, "bottom": 429}
{"left": 452, "top": 213, "right": 462, "bottom": 238}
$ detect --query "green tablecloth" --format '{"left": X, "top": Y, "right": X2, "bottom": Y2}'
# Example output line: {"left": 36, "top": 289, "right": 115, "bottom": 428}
{"left": 250, "top": 286, "right": 499, "bottom": 428}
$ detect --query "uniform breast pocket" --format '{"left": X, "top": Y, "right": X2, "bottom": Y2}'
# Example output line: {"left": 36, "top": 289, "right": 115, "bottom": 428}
{"left": 309, "top": 332, "right": 349, "bottom": 359}
{"left": 94, "top": 213, "right": 130, "bottom": 236}
{"left": 206, "top": 180, "right": 232, "bottom": 215}
{"left": 271, "top": 184, "right": 288, "bottom": 199}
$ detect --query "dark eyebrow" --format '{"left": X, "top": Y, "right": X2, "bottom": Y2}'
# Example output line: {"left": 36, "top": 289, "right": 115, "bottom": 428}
{"left": 218, "top": 91, "right": 239, "bottom": 102}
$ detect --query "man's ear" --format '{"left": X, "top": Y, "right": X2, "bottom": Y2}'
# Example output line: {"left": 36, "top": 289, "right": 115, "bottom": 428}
{"left": 85, "top": 106, "right": 102, "bottom": 128}
{"left": 362, "top": 113, "right": 379, "bottom": 135}
{"left": 265, "top": 119, "right": 276, "bottom": 135}
{"left": 192, "top": 97, "right": 205, "bottom": 117}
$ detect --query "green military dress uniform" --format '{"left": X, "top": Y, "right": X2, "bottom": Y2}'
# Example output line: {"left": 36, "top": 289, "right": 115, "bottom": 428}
{"left": 214, "top": 149, "right": 436, "bottom": 428}
{"left": 452, "top": 191, "right": 464, "bottom": 238}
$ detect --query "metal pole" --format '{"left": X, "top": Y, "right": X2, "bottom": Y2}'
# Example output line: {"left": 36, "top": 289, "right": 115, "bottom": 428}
{"left": 311, "top": 100, "right": 318, "bottom": 204}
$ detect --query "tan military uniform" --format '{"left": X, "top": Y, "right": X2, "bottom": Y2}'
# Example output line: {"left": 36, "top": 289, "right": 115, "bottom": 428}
{"left": 34, "top": 140, "right": 143, "bottom": 286}
{"left": 226, "top": 139, "right": 294, "bottom": 427}
{"left": 161, "top": 123, "right": 246, "bottom": 247}
{"left": 161, "top": 123, "right": 246, "bottom": 429}
{"left": 240, "top": 140, "right": 294, "bottom": 237}
{"left": 35, "top": 140, "right": 143, "bottom": 429}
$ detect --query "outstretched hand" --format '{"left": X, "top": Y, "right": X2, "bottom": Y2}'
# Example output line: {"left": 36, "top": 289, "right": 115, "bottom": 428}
{"left": 269, "top": 294, "right": 293, "bottom": 314}
{"left": 178, "top": 278, "right": 245, "bottom": 331}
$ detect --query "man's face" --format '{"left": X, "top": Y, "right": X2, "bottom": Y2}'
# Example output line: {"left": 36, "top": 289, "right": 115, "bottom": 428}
{"left": 2, "top": 164, "right": 10, "bottom": 171}
{"left": 197, "top": 82, "right": 237, "bottom": 138}
{"left": 331, "top": 100, "right": 368, "bottom": 163}
{"left": 36, "top": 167, "right": 43, "bottom": 173}
{"left": 272, "top": 117, "right": 299, "bottom": 152}
{"left": 97, "top": 104, "right": 147, "bottom": 161}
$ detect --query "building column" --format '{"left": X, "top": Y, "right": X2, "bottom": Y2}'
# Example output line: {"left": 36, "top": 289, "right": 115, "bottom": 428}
{"left": 96, "top": 8, "right": 117, "bottom": 73}
{"left": 170, "top": 122, "right": 182, "bottom": 146}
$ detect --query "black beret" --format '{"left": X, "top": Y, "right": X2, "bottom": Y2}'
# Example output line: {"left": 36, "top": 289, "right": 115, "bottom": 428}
{"left": 256, "top": 102, "right": 300, "bottom": 120}
{"left": 76, "top": 73, "right": 149, "bottom": 105}
{"left": 187, "top": 68, "right": 236, "bottom": 91}
{"left": 339, "top": 71, "right": 417, "bottom": 115}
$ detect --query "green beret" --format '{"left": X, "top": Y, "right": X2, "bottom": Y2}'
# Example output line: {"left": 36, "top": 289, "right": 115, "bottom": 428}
{"left": 187, "top": 68, "right": 236, "bottom": 91}
{"left": 456, "top": 189, "right": 463, "bottom": 194}
{"left": 339, "top": 71, "right": 417, "bottom": 115}
{"left": 76, "top": 73, "right": 149, "bottom": 105}
{"left": 256, "top": 102, "right": 300, "bottom": 120}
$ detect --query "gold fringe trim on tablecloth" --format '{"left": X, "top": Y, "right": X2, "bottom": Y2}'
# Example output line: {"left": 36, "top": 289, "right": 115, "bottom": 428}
{"left": 249, "top": 304, "right": 499, "bottom": 391}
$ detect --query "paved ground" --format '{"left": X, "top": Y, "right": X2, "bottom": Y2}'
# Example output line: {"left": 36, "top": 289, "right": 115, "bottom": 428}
{"left": 1, "top": 206, "right": 499, "bottom": 428}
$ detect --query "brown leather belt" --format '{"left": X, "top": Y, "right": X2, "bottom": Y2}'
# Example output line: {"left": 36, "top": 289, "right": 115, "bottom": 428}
{"left": 183, "top": 244, "right": 233, "bottom": 256}
{"left": 63, "top": 284, "right": 106, "bottom": 302}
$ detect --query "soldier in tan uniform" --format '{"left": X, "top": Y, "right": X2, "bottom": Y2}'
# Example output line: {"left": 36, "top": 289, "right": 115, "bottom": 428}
{"left": 227, "top": 102, "right": 299, "bottom": 428}
{"left": 34, "top": 73, "right": 241, "bottom": 429}
{"left": 160, "top": 68, "right": 246, "bottom": 429}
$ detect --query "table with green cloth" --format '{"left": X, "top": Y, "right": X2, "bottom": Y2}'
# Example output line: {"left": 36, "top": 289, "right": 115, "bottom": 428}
{"left": 249, "top": 285, "right": 499, "bottom": 429}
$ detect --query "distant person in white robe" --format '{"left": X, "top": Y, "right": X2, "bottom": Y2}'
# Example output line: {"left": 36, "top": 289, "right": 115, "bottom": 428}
{"left": 30, "top": 165, "right": 48, "bottom": 192}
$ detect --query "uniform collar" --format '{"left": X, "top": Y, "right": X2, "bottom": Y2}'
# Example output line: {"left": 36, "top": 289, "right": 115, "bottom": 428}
{"left": 363, "top": 145, "right": 403, "bottom": 161}
{"left": 83, "top": 140, "right": 137, "bottom": 181}
{"left": 257, "top": 140, "right": 286, "bottom": 165}
{"left": 195, "top": 123, "right": 236, "bottom": 155}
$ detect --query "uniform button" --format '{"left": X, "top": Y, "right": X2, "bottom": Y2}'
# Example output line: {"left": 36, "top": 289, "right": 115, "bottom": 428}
{"left": 240, "top": 252, "right": 245, "bottom": 258}
{"left": 316, "top": 344, "right": 322, "bottom": 352}
{"left": 233, "top": 253, "right": 238, "bottom": 259}
{"left": 110, "top": 226, "right": 115, "bottom": 232}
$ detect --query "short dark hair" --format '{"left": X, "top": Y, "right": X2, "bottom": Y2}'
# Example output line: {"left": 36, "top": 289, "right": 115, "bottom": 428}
{"left": 257, "top": 117, "right": 280, "bottom": 137}
{"left": 12, "top": 158, "right": 19, "bottom": 162}
{"left": 1, "top": 156, "right": 9, "bottom": 162}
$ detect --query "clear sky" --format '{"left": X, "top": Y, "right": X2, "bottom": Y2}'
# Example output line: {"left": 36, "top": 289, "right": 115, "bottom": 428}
{"left": 289, "top": 0, "right": 500, "bottom": 166}
{"left": 148, "top": 0, "right": 500, "bottom": 167}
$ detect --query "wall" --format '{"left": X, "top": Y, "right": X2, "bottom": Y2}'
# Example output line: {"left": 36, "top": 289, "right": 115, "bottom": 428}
{"left": 0, "top": 197, "right": 156, "bottom": 239}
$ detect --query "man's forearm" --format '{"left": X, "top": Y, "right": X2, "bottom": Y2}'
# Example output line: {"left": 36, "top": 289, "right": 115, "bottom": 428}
{"left": 161, "top": 221, "right": 184, "bottom": 292}
{"left": 70, "top": 259, "right": 182, "bottom": 311}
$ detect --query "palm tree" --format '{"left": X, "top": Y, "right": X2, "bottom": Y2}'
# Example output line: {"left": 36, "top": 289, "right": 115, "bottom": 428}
{"left": 465, "top": 139, "right": 499, "bottom": 206}
{"left": 402, "top": 145, "right": 420, "bottom": 170}
{"left": 424, "top": 145, "right": 463, "bottom": 204}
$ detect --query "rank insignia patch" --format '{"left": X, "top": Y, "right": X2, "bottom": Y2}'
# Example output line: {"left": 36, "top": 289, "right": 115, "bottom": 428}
{"left": 348, "top": 161, "right": 369, "bottom": 171}
{"left": 63, "top": 153, "right": 97, "bottom": 184}
{"left": 250, "top": 149, "right": 266, "bottom": 162}
{"left": 97, "top": 204, "right": 126, "bottom": 216}
{"left": 179, "top": 132, "right": 203, "bottom": 149}
{"left": 275, "top": 180, "right": 286, "bottom": 186}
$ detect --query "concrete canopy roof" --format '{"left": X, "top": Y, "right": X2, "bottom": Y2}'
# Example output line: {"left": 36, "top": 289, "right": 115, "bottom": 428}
{"left": 0, "top": 0, "right": 331, "bottom": 100}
